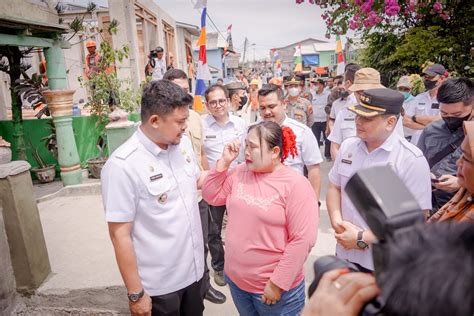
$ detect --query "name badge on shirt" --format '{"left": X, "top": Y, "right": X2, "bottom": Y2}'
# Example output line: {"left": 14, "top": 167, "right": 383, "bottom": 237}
{"left": 206, "top": 135, "right": 217, "bottom": 139}
{"left": 342, "top": 159, "right": 352, "bottom": 165}
{"left": 150, "top": 173, "right": 163, "bottom": 181}
{"left": 431, "top": 103, "right": 439, "bottom": 109}
{"left": 344, "top": 118, "right": 355, "bottom": 121}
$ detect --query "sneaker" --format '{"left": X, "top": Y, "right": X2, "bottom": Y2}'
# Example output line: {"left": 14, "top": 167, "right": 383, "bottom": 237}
{"left": 214, "top": 270, "right": 227, "bottom": 286}
{"left": 204, "top": 285, "right": 226, "bottom": 304}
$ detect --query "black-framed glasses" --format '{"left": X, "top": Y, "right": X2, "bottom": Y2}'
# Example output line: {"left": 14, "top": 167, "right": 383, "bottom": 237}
{"left": 208, "top": 98, "right": 227, "bottom": 108}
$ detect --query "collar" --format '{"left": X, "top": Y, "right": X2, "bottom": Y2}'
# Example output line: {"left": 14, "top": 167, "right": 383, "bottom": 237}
{"left": 358, "top": 129, "right": 399, "bottom": 154}
{"left": 206, "top": 113, "right": 235, "bottom": 127}
{"left": 137, "top": 126, "right": 164, "bottom": 157}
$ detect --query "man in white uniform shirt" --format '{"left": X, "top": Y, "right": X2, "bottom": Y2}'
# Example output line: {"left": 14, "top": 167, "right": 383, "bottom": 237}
{"left": 327, "top": 88, "right": 431, "bottom": 272}
{"left": 403, "top": 64, "right": 448, "bottom": 145}
{"left": 258, "top": 84, "right": 323, "bottom": 200}
{"left": 202, "top": 84, "right": 247, "bottom": 288}
{"left": 310, "top": 78, "right": 332, "bottom": 160}
{"left": 102, "top": 80, "right": 205, "bottom": 315}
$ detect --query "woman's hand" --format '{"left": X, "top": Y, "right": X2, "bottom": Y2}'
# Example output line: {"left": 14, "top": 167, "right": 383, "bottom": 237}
{"left": 261, "top": 279, "right": 283, "bottom": 305}
{"left": 301, "top": 269, "right": 379, "bottom": 316}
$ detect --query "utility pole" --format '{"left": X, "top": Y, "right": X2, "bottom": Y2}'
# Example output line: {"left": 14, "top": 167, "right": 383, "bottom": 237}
{"left": 242, "top": 37, "right": 248, "bottom": 69}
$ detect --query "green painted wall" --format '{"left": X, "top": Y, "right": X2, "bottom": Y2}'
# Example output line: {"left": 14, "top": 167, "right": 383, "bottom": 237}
{"left": 319, "top": 51, "right": 335, "bottom": 68}
{"left": 0, "top": 114, "right": 140, "bottom": 179}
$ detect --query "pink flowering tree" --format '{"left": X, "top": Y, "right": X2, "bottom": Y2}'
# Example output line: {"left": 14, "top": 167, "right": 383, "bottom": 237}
{"left": 296, "top": 0, "right": 473, "bottom": 79}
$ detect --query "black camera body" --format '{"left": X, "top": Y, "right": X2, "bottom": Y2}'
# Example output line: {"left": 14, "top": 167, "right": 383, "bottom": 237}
{"left": 150, "top": 50, "right": 158, "bottom": 58}
{"left": 308, "top": 166, "right": 425, "bottom": 315}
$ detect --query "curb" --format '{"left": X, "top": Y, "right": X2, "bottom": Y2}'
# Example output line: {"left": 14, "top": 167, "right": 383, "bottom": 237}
{"left": 37, "top": 182, "right": 102, "bottom": 204}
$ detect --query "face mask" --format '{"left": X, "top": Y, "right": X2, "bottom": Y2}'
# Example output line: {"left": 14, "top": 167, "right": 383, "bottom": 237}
{"left": 401, "top": 92, "right": 412, "bottom": 101}
{"left": 424, "top": 79, "right": 438, "bottom": 91}
{"left": 340, "top": 91, "right": 350, "bottom": 99}
{"left": 239, "top": 95, "right": 248, "bottom": 108}
{"left": 288, "top": 88, "right": 300, "bottom": 97}
{"left": 443, "top": 113, "right": 471, "bottom": 132}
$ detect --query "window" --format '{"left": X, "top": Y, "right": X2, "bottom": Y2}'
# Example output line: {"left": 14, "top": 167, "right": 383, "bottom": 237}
{"left": 330, "top": 53, "right": 336, "bottom": 65}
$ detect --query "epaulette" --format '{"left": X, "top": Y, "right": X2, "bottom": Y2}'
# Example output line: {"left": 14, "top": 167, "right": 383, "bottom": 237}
{"left": 114, "top": 142, "right": 138, "bottom": 160}
{"left": 399, "top": 138, "right": 424, "bottom": 158}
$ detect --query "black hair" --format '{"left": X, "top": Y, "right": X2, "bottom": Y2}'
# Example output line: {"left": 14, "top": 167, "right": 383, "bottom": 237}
{"left": 437, "top": 77, "right": 474, "bottom": 106}
{"left": 155, "top": 46, "right": 164, "bottom": 53}
{"left": 344, "top": 64, "right": 362, "bottom": 83}
{"left": 204, "top": 84, "right": 228, "bottom": 101}
{"left": 380, "top": 222, "right": 474, "bottom": 316}
{"left": 229, "top": 88, "right": 243, "bottom": 100}
{"left": 248, "top": 121, "right": 283, "bottom": 160}
{"left": 163, "top": 69, "right": 188, "bottom": 81}
{"left": 258, "top": 84, "right": 284, "bottom": 100}
{"left": 140, "top": 80, "right": 193, "bottom": 121}
{"left": 217, "top": 78, "right": 224, "bottom": 82}
{"left": 334, "top": 75, "right": 344, "bottom": 81}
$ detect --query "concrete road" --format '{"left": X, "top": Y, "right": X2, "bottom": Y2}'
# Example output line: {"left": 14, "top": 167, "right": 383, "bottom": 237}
{"left": 34, "top": 159, "right": 336, "bottom": 314}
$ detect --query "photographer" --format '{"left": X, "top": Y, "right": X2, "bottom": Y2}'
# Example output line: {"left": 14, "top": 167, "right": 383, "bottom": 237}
{"left": 303, "top": 222, "right": 474, "bottom": 316}
{"left": 145, "top": 46, "right": 166, "bottom": 81}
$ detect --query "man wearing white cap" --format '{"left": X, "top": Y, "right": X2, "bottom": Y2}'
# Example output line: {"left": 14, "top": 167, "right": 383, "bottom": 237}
{"left": 328, "top": 67, "right": 404, "bottom": 159}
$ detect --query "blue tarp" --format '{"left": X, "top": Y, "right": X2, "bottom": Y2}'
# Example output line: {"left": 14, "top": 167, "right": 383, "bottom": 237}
{"left": 303, "top": 54, "right": 319, "bottom": 66}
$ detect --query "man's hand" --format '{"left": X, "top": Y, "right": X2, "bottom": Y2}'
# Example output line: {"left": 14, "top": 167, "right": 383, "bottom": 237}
{"left": 335, "top": 221, "right": 361, "bottom": 250}
{"left": 261, "top": 279, "right": 282, "bottom": 305}
{"left": 433, "top": 175, "right": 460, "bottom": 193}
{"left": 129, "top": 293, "right": 152, "bottom": 316}
{"left": 301, "top": 269, "right": 379, "bottom": 316}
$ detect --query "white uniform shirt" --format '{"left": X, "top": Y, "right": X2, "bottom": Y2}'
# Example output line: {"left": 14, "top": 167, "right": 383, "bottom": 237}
{"left": 328, "top": 107, "right": 405, "bottom": 145}
{"left": 151, "top": 57, "right": 166, "bottom": 81}
{"left": 311, "top": 90, "right": 331, "bottom": 122}
{"left": 202, "top": 113, "right": 247, "bottom": 169}
{"left": 282, "top": 116, "right": 323, "bottom": 174}
{"left": 328, "top": 131, "right": 432, "bottom": 270}
{"left": 403, "top": 91, "right": 439, "bottom": 145}
{"left": 101, "top": 128, "right": 204, "bottom": 296}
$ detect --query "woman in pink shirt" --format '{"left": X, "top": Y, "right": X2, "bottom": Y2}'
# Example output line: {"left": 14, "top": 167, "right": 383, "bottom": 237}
{"left": 202, "top": 121, "right": 319, "bottom": 315}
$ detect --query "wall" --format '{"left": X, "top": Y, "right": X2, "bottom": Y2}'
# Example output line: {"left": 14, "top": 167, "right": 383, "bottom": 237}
{"left": 319, "top": 51, "right": 334, "bottom": 68}
{"left": 0, "top": 114, "right": 140, "bottom": 178}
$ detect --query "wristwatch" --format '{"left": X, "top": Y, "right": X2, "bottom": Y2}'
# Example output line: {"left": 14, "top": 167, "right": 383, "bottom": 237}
{"left": 411, "top": 115, "right": 418, "bottom": 123}
{"left": 128, "top": 288, "right": 145, "bottom": 303}
{"left": 356, "top": 231, "right": 369, "bottom": 249}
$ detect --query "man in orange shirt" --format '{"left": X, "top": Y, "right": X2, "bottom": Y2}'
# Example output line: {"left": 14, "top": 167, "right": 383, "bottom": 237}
{"left": 84, "top": 40, "right": 101, "bottom": 79}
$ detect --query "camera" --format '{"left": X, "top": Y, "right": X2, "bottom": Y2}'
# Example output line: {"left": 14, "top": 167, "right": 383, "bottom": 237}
{"left": 150, "top": 50, "right": 158, "bottom": 58}
{"left": 308, "top": 166, "right": 425, "bottom": 315}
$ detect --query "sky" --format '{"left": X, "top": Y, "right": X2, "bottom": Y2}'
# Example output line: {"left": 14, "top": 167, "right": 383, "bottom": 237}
{"left": 155, "top": 0, "right": 336, "bottom": 60}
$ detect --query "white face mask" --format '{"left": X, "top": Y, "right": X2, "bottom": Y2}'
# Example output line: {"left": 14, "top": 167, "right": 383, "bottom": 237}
{"left": 288, "top": 87, "right": 300, "bottom": 97}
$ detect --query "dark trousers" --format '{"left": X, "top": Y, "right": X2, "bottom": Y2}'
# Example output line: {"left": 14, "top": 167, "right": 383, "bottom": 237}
{"left": 188, "top": 78, "right": 193, "bottom": 93}
{"left": 151, "top": 278, "right": 204, "bottom": 316}
{"left": 208, "top": 204, "right": 226, "bottom": 272}
{"left": 312, "top": 121, "right": 330, "bottom": 158}
{"left": 198, "top": 199, "right": 210, "bottom": 296}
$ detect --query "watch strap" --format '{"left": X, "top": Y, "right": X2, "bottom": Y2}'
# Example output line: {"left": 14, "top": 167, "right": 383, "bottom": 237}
{"left": 128, "top": 288, "right": 144, "bottom": 302}
{"left": 357, "top": 230, "right": 363, "bottom": 241}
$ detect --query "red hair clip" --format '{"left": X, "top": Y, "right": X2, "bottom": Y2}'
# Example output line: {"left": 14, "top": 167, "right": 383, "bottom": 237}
{"left": 281, "top": 127, "right": 298, "bottom": 163}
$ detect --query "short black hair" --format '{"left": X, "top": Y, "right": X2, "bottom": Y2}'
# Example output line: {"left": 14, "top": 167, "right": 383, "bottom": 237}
{"left": 155, "top": 46, "right": 164, "bottom": 53}
{"left": 140, "top": 80, "right": 193, "bottom": 121}
{"left": 334, "top": 75, "right": 343, "bottom": 81}
{"left": 344, "top": 64, "right": 362, "bottom": 83}
{"left": 258, "top": 84, "right": 284, "bottom": 100}
{"left": 437, "top": 77, "right": 474, "bottom": 106}
{"left": 163, "top": 69, "right": 188, "bottom": 81}
{"left": 229, "top": 88, "right": 243, "bottom": 99}
{"left": 380, "top": 222, "right": 474, "bottom": 316}
{"left": 204, "top": 84, "right": 228, "bottom": 101}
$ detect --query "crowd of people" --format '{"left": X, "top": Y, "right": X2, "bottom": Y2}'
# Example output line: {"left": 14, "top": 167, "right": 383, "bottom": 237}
{"left": 100, "top": 58, "right": 474, "bottom": 316}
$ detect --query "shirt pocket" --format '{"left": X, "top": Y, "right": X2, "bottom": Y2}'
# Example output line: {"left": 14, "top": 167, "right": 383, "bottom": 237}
{"left": 338, "top": 163, "right": 354, "bottom": 183}
{"left": 144, "top": 178, "right": 174, "bottom": 213}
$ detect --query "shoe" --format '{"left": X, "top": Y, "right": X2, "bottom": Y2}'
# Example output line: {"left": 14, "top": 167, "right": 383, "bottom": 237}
{"left": 325, "top": 156, "right": 332, "bottom": 161}
{"left": 214, "top": 270, "right": 227, "bottom": 286}
{"left": 204, "top": 285, "right": 226, "bottom": 304}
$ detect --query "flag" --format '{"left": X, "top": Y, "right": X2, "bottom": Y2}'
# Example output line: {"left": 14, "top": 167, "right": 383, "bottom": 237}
{"left": 335, "top": 35, "right": 345, "bottom": 75}
{"left": 194, "top": 6, "right": 211, "bottom": 113}
{"left": 222, "top": 24, "right": 233, "bottom": 63}
{"left": 294, "top": 44, "right": 302, "bottom": 72}
{"left": 272, "top": 49, "right": 282, "bottom": 77}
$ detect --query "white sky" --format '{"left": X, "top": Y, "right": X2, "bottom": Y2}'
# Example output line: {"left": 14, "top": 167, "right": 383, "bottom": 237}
{"left": 155, "top": 0, "right": 342, "bottom": 60}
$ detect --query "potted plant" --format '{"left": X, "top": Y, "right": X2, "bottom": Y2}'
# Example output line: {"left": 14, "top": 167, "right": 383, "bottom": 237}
{"left": 86, "top": 135, "right": 107, "bottom": 179}
{"left": 28, "top": 139, "right": 56, "bottom": 183}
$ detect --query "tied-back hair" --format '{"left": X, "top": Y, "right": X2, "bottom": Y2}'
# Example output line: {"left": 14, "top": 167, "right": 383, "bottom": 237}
{"left": 248, "top": 121, "right": 298, "bottom": 163}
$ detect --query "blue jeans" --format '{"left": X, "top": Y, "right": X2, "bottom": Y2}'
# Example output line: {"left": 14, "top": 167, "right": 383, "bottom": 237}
{"left": 225, "top": 274, "right": 306, "bottom": 316}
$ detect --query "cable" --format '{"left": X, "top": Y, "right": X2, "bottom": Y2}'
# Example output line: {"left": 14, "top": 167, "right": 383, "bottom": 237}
{"left": 188, "top": 0, "right": 228, "bottom": 42}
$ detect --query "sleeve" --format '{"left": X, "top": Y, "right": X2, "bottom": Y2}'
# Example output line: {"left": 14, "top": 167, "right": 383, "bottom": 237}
{"left": 402, "top": 156, "right": 433, "bottom": 210}
{"left": 101, "top": 159, "right": 138, "bottom": 222}
{"left": 201, "top": 166, "right": 236, "bottom": 206}
{"left": 328, "top": 144, "right": 343, "bottom": 187}
{"left": 328, "top": 112, "right": 343, "bottom": 144}
{"left": 330, "top": 103, "right": 337, "bottom": 119}
{"left": 301, "top": 127, "right": 323, "bottom": 166}
{"left": 270, "top": 180, "right": 319, "bottom": 291}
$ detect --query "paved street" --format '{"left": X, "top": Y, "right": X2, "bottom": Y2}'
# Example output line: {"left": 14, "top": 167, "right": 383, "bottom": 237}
{"left": 33, "top": 158, "right": 336, "bottom": 314}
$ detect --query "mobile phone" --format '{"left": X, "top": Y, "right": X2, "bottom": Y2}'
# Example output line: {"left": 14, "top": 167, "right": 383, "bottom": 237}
{"left": 431, "top": 178, "right": 440, "bottom": 183}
